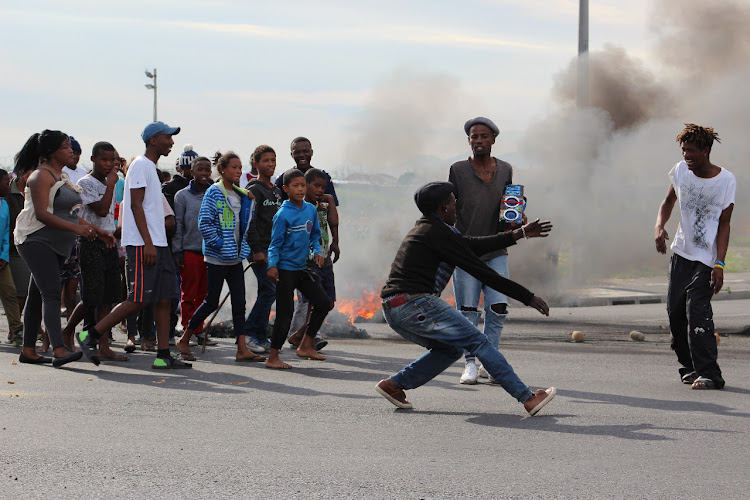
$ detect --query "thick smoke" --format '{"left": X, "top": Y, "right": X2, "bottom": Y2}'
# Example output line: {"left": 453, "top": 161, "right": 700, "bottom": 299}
{"left": 342, "top": 66, "right": 466, "bottom": 171}
{"left": 265, "top": 0, "right": 750, "bottom": 318}
{"left": 512, "top": 0, "right": 750, "bottom": 295}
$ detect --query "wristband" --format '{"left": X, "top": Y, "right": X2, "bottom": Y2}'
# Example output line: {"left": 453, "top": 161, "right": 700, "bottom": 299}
{"left": 714, "top": 260, "right": 725, "bottom": 267}
{"left": 714, "top": 263, "right": 725, "bottom": 270}
{"left": 521, "top": 226, "right": 528, "bottom": 239}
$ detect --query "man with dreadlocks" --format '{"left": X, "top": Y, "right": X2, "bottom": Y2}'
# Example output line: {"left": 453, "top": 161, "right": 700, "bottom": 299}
{"left": 655, "top": 123, "right": 735, "bottom": 390}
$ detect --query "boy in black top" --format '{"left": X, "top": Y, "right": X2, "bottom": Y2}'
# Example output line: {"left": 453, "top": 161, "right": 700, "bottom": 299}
{"left": 375, "top": 181, "right": 556, "bottom": 416}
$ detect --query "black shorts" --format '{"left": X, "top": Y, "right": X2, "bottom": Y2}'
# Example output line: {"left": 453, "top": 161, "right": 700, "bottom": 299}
{"left": 79, "top": 239, "right": 122, "bottom": 306}
{"left": 125, "top": 246, "right": 179, "bottom": 303}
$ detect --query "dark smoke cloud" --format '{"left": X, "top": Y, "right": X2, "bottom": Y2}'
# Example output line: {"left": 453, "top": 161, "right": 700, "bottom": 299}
{"left": 513, "top": 0, "right": 750, "bottom": 294}
{"left": 551, "top": 45, "right": 674, "bottom": 130}
{"left": 652, "top": 0, "right": 750, "bottom": 83}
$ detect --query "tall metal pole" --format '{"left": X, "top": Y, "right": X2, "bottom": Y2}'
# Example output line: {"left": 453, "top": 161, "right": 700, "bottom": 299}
{"left": 144, "top": 68, "right": 158, "bottom": 122}
{"left": 577, "top": 0, "right": 589, "bottom": 108}
{"left": 572, "top": 0, "right": 589, "bottom": 282}
{"left": 153, "top": 68, "right": 158, "bottom": 122}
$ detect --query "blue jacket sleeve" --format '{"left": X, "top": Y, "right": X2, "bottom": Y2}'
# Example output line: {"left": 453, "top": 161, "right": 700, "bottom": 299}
{"left": 267, "top": 210, "right": 286, "bottom": 269}
{"left": 198, "top": 187, "right": 223, "bottom": 249}
{"left": 0, "top": 201, "right": 9, "bottom": 262}
{"left": 309, "top": 205, "right": 322, "bottom": 256}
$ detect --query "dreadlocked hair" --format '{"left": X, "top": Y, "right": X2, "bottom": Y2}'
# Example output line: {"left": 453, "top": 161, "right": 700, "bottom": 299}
{"left": 676, "top": 123, "right": 721, "bottom": 152}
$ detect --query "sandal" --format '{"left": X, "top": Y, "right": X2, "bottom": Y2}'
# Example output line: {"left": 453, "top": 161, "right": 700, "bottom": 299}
{"left": 98, "top": 353, "right": 129, "bottom": 362}
{"left": 179, "top": 351, "right": 197, "bottom": 361}
{"left": 681, "top": 371, "right": 699, "bottom": 384}
{"left": 235, "top": 353, "right": 266, "bottom": 362}
{"left": 141, "top": 340, "right": 156, "bottom": 352}
{"left": 691, "top": 377, "right": 717, "bottom": 390}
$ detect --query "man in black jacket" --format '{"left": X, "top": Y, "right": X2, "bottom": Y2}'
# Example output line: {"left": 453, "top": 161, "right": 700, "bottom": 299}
{"left": 375, "top": 182, "right": 556, "bottom": 416}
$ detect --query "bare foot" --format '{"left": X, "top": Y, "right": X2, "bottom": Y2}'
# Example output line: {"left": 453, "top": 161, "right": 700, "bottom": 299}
{"left": 176, "top": 338, "right": 195, "bottom": 360}
{"left": 265, "top": 357, "right": 292, "bottom": 369}
{"left": 287, "top": 332, "right": 303, "bottom": 347}
{"left": 236, "top": 352, "right": 266, "bottom": 362}
{"left": 61, "top": 330, "right": 74, "bottom": 351}
{"left": 296, "top": 347, "right": 326, "bottom": 360}
{"left": 36, "top": 345, "right": 50, "bottom": 354}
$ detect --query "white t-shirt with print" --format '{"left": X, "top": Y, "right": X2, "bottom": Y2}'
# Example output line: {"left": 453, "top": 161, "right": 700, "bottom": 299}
{"left": 121, "top": 155, "right": 167, "bottom": 247}
{"left": 669, "top": 160, "right": 736, "bottom": 268}
{"left": 78, "top": 173, "right": 116, "bottom": 234}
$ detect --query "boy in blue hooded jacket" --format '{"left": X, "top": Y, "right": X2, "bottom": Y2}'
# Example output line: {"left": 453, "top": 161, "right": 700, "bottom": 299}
{"left": 266, "top": 169, "right": 333, "bottom": 369}
{"left": 177, "top": 152, "right": 263, "bottom": 362}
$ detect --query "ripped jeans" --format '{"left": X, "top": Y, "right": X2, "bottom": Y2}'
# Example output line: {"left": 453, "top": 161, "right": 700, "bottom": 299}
{"left": 385, "top": 293, "right": 532, "bottom": 402}
{"left": 452, "top": 254, "right": 509, "bottom": 361}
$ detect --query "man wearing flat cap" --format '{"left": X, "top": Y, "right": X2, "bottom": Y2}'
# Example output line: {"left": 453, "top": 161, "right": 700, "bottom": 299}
{"left": 76, "top": 121, "right": 192, "bottom": 370}
{"left": 375, "top": 181, "right": 556, "bottom": 415}
{"left": 449, "top": 116, "right": 519, "bottom": 385}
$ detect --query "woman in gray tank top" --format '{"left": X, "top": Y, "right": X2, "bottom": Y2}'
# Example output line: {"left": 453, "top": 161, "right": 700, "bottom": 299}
{"left": 13, "top": 130, "right": 115, "bottom": 367}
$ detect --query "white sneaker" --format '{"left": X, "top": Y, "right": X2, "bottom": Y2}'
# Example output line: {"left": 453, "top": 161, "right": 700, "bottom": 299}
{"left": 477, "top": 364, "right": 489, "bottom": 379}
{"left": 460, "top": 362, "right": 478, "bottom": 385}
{"left": 246, "top": 338, "right": 268, "bottom": 354}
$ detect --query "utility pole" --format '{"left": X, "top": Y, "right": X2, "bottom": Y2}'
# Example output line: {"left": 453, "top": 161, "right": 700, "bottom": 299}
{"left": 144, "top": 68, "right": 157, "bottom": 122}
{"left": 572, "top": 0, "right": 589, "bottom": 282}
{"left": 577, "top": 0, "right": 589, "bottom": 108}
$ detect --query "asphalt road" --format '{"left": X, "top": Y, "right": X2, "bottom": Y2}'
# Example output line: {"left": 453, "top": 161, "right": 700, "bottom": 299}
{"left": 2, "top": 300, "right": 750, "bottom": 499}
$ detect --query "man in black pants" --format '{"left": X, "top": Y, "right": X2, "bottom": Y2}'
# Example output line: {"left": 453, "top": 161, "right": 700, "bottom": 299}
{"left": 655, "top": 124, "right": 735, "bottom": 390}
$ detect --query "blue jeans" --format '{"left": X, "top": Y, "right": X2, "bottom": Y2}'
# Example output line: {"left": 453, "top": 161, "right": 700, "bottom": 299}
{"left": 453, "top": 254, "right": 509, "bottom": 357}
{"left": 244, "top": 260, "right": 275, "bottom": 343}
{"left": 385, "top": 293, "right": 532, "bottom": 403}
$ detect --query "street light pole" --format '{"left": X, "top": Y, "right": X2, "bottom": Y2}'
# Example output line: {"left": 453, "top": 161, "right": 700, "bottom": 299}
{"left": 572, "top": 0, "right": 589, "bottom": 282}
{"left": 144, "top": 68, "right": 157, "bottom": 122}
{"left": 577, "top": 0, "right": 589, "bottom": 108}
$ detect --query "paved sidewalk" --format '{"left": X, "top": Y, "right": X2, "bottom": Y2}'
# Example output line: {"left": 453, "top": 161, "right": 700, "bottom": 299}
{"left": 552, "top": 271, "right": 750, "bottom": 307}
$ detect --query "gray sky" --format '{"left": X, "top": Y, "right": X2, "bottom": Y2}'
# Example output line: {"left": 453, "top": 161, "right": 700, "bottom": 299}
{"left": 0, "top": 0, "right": 649, "bottom": 172}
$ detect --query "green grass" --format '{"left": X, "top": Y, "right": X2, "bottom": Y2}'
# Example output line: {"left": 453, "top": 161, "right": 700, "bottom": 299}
{"left": 724, "top": 248, "right": 750, "bottom": 273}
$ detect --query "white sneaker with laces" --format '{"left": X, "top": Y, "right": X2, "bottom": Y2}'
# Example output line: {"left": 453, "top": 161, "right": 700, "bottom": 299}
{"left": 460, "top": 362, "right": 478, "bottom": 385}
{"left": 246, "top": 338, "right": 267, "bottom": 354}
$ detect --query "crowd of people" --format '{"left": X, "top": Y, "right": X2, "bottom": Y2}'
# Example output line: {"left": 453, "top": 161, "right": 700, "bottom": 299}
{"left": 6, "top": 123, "right": 340, "bottom": 372}
{"left": 2, "top": 117, "right": 730, "bottom": 416}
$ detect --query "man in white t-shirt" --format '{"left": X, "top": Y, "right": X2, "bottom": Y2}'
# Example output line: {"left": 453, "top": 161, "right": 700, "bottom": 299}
{"left": 655, "top": 123, "right": 735, "bottom": 390}
{"left": 75, "top": 121, "right": 191, "bottom": 370}
{"left": 62, "top": 136, "right": 88, "bottom": 184}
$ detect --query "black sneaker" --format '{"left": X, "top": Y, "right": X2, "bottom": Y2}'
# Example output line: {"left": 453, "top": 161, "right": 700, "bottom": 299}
{"left": 153, "top": 355, "right": 192, "bottom": 369}
{"left": 76, "top": 330, "right": 100, "bottom": 366}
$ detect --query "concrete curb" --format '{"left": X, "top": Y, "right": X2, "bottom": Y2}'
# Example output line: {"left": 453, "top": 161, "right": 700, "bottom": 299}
{"left": 552, "top": 289, "right": 750, "bottom": 308}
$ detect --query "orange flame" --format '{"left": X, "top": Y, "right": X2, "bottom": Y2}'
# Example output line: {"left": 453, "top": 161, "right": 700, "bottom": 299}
{"left": 337, "top": 290, "right": 382, "bottom": 323}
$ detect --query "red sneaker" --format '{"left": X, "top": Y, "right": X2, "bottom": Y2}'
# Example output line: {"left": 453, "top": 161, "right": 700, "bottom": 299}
{"left": 524, "top": 387, "right": 556, "bottom": 416}
{"left": 375, "top": 379, "right": 413, "bottom": 409}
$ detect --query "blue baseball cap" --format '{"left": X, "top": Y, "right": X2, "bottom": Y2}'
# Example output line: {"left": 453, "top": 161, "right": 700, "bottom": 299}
{"left": 141, "top": 121, "right": 181, "bottom": 143}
